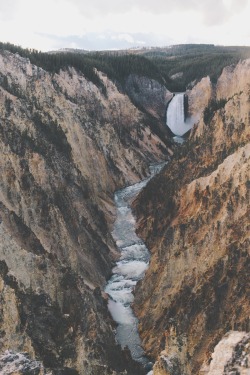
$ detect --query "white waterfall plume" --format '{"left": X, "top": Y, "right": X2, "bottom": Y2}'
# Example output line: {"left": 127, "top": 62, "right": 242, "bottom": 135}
{"left": 166, "top": 93, "right": 194, "bottom": 136}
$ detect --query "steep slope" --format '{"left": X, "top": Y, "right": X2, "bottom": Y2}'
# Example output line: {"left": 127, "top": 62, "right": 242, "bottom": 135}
{"left": 200, "top": 331, "right": 250, "bottom": 374}
{"left": 133, "top": 59, "right": 250, "bottom": 374}
{"left": 186, "top": 76, "right": 212, "bottom": 124}
{"left": 136, "top": 44, "right": 250, "bottom": 91}
{"left": 0, "top": 49, "right": 172, "bottom": 374}
{"left": 125, "top": 74, "right": 173, "bottom": 123}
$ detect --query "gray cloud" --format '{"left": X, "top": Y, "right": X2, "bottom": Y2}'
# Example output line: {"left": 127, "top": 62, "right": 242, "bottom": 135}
{"left": 231, "top": 0, "right": 248, "bottom": 10}
{"left": 67, "top": 0, "right": 248, "bottom": 25}
{"left": 199, "top": 0, "right": 248, "bottom": 25}
{"left": 1, "top": 0, "right": 249, "bottom": 51}
{"left": 199, "top": 0, "right": 228, "bottom": 25}
{"left": 0, "top": 0, "right": 19, "bottom": 20}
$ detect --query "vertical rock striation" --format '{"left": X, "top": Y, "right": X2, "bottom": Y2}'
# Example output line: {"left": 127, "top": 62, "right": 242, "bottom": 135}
{"left": 133, "top": 59, "right": 250, "bottom": 374}
{"left": 0, "top": 49, "right": 171, "bottom": 374}
{"left": 200, "top": 331, "right": 250, "bottom": 375}
{"left": 125, "top": 74, "right": 173, "bottom": 123}
{"left": 186, "top": 76, "right": 213, "bottom": 127}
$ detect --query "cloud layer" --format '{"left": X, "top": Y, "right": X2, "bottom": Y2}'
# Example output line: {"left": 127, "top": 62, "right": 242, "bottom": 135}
{"left": 45, "top": 31, "right": 176, "bottom": 51}
{"left": 66, "top": 0, "right": 247, "bottom": 25}
{"left": 0, "top": 0, "right": 249, "bottom": 51}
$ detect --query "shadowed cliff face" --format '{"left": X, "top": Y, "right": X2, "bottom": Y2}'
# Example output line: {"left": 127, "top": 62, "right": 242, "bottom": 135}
{"left": 0, "top": 50, "right": 172, "bottom": 374}
{"left": 125, "top": 74, "right": 173, "bottom": 124}
{"left": 133, "top": 59, "right": 250, "bottom": 374}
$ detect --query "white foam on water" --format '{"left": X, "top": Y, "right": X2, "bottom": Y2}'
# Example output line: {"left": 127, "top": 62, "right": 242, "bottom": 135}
{"left": 113, "top": 260, "right": 148, "bottom": 280}
{"left": 108, "top": 300, "right": 135, "bottom": 325}
{"left": 106, "top": 278, "right": 135, "bottom": 305}
{"left": 173, "top": 135, "right": 184, "bottom": 144}
{"left": 108, "top": 288, "right": 134, "bottom": 305}
{"left": 106, "top": 278, "right": 136, "bottom": 292}
{"left": 105, "top": 162, "right": 167, "bottom": 366}
{"left": 120, "top": 243, "right": 149, "bottom": 261}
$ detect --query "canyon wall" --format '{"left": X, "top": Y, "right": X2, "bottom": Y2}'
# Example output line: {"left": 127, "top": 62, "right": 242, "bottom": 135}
{"left": 186, "top": 76, "right": 213, "bottom": 127}
{"left": 133, "top": 59, "right": 250, "bottom": 374}
{"left": 125, "top": 74, "right": 173, "bottom": 123}
{"left": 0, "top": 50, "right": 172, "bottom": 374}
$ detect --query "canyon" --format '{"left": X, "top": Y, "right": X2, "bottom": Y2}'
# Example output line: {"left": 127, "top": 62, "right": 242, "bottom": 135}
{"left": 0, "top": 49, "right": 172, "bottom": 374}
{"left": 133, "top": 59, "right": 250, "bottom": 374}
{"left": 0, "top": 45, "right": 249, "bottom": 375}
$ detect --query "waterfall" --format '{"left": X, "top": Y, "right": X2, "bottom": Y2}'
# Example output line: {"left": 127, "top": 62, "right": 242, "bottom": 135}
{"left": 166, "top": 93, "right": 193, "bottom": 136}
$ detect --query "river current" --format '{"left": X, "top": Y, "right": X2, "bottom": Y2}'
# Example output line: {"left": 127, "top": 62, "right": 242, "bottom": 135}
{"left": 105, "top": 163, "right": 166, "bottom": 370}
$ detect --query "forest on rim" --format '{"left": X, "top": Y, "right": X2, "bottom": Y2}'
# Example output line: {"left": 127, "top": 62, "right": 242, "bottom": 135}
{"left": 1, "top": 42, "right": 250, "bottom": 92}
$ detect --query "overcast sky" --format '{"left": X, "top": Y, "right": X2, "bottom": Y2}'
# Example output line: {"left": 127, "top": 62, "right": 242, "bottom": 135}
{"left": 0, "top": 0, "right": 250, "bottom": 51}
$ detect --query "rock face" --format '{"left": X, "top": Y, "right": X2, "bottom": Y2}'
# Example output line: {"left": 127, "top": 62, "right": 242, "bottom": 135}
{"left": 0, "top": 50, "right": 171, "bottom": 374}
{"left": 200, "top": 331, "right": 250, "bottom": 375}
{"left": 125, "top": 74, "right": 173, "bottom": 123}
{"left": 186, "top": 76, "right": 213, "bottom": 124}
{"left": 0, "top": 351, "right": 52, "bottom": 375}
{"left": 133, "top": 59, "right": 250, "bottom": 374}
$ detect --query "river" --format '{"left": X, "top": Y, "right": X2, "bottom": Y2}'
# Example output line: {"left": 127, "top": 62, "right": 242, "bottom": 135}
{"left": 105, "top": 163, "right": 166, "bottom": 372}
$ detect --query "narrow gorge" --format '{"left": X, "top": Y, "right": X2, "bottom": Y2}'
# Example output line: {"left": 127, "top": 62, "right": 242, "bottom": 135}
{"left": 133, "top": 59, "right": 250, "bottom": 374}
{"left": 0, "top": 44, "right": 249, "bottom": 375}
{"left": 105, "top": 163, "right": 166, "bottom": 373}
{"left": 104, "top": 89, "right": 191, "bottom": 373}
{"left": 0, "top": 48, "right": 172, "bottom": 375}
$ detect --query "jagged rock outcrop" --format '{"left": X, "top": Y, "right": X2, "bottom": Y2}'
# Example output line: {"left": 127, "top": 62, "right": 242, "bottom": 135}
{"left": 0, "top": 351, "right": 54, "bottom": 374}
{"left": 133, "top": 59, "right": 250, "bottom": 374}
{"left": 125, "top": 74, "right": 173, "bottom": 123}
{"left": 0, "top": 49, "right": 171, "bottom": 374}
{"left": 186, "top": 76, "right": 213, "bottom": 124}
{"left": 200, "top": 331, "right": 250, "bottom": 374}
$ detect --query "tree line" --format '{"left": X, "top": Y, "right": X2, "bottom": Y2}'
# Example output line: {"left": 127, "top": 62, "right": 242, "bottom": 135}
{"left": 0, "top": 42, "right": 165, "bottom": 90}
{"left": 1, "top": 42, "right": 250, "bottom": 93}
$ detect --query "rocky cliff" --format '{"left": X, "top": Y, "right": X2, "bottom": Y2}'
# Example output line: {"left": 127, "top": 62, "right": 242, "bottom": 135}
{"left": 133, "top": 59, "right": 250, "bottom": 374}
{"left": 125, "top": 74, "right": 173, "bottom": 124}
{"left": 186, "top": 76, "right": 213, "bottom": 126}
{"left": 0, "top": 49, "right": 172, "bottom": 374}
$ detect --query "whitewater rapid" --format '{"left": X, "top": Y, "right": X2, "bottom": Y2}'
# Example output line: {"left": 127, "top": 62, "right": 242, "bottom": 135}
{"left": 105, "top": 163, "right": 165, "bottom": 368}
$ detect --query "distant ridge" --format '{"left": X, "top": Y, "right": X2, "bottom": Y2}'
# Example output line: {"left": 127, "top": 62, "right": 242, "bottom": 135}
{"left": 48, "top": 47, "right": 90, "bottom": 54}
